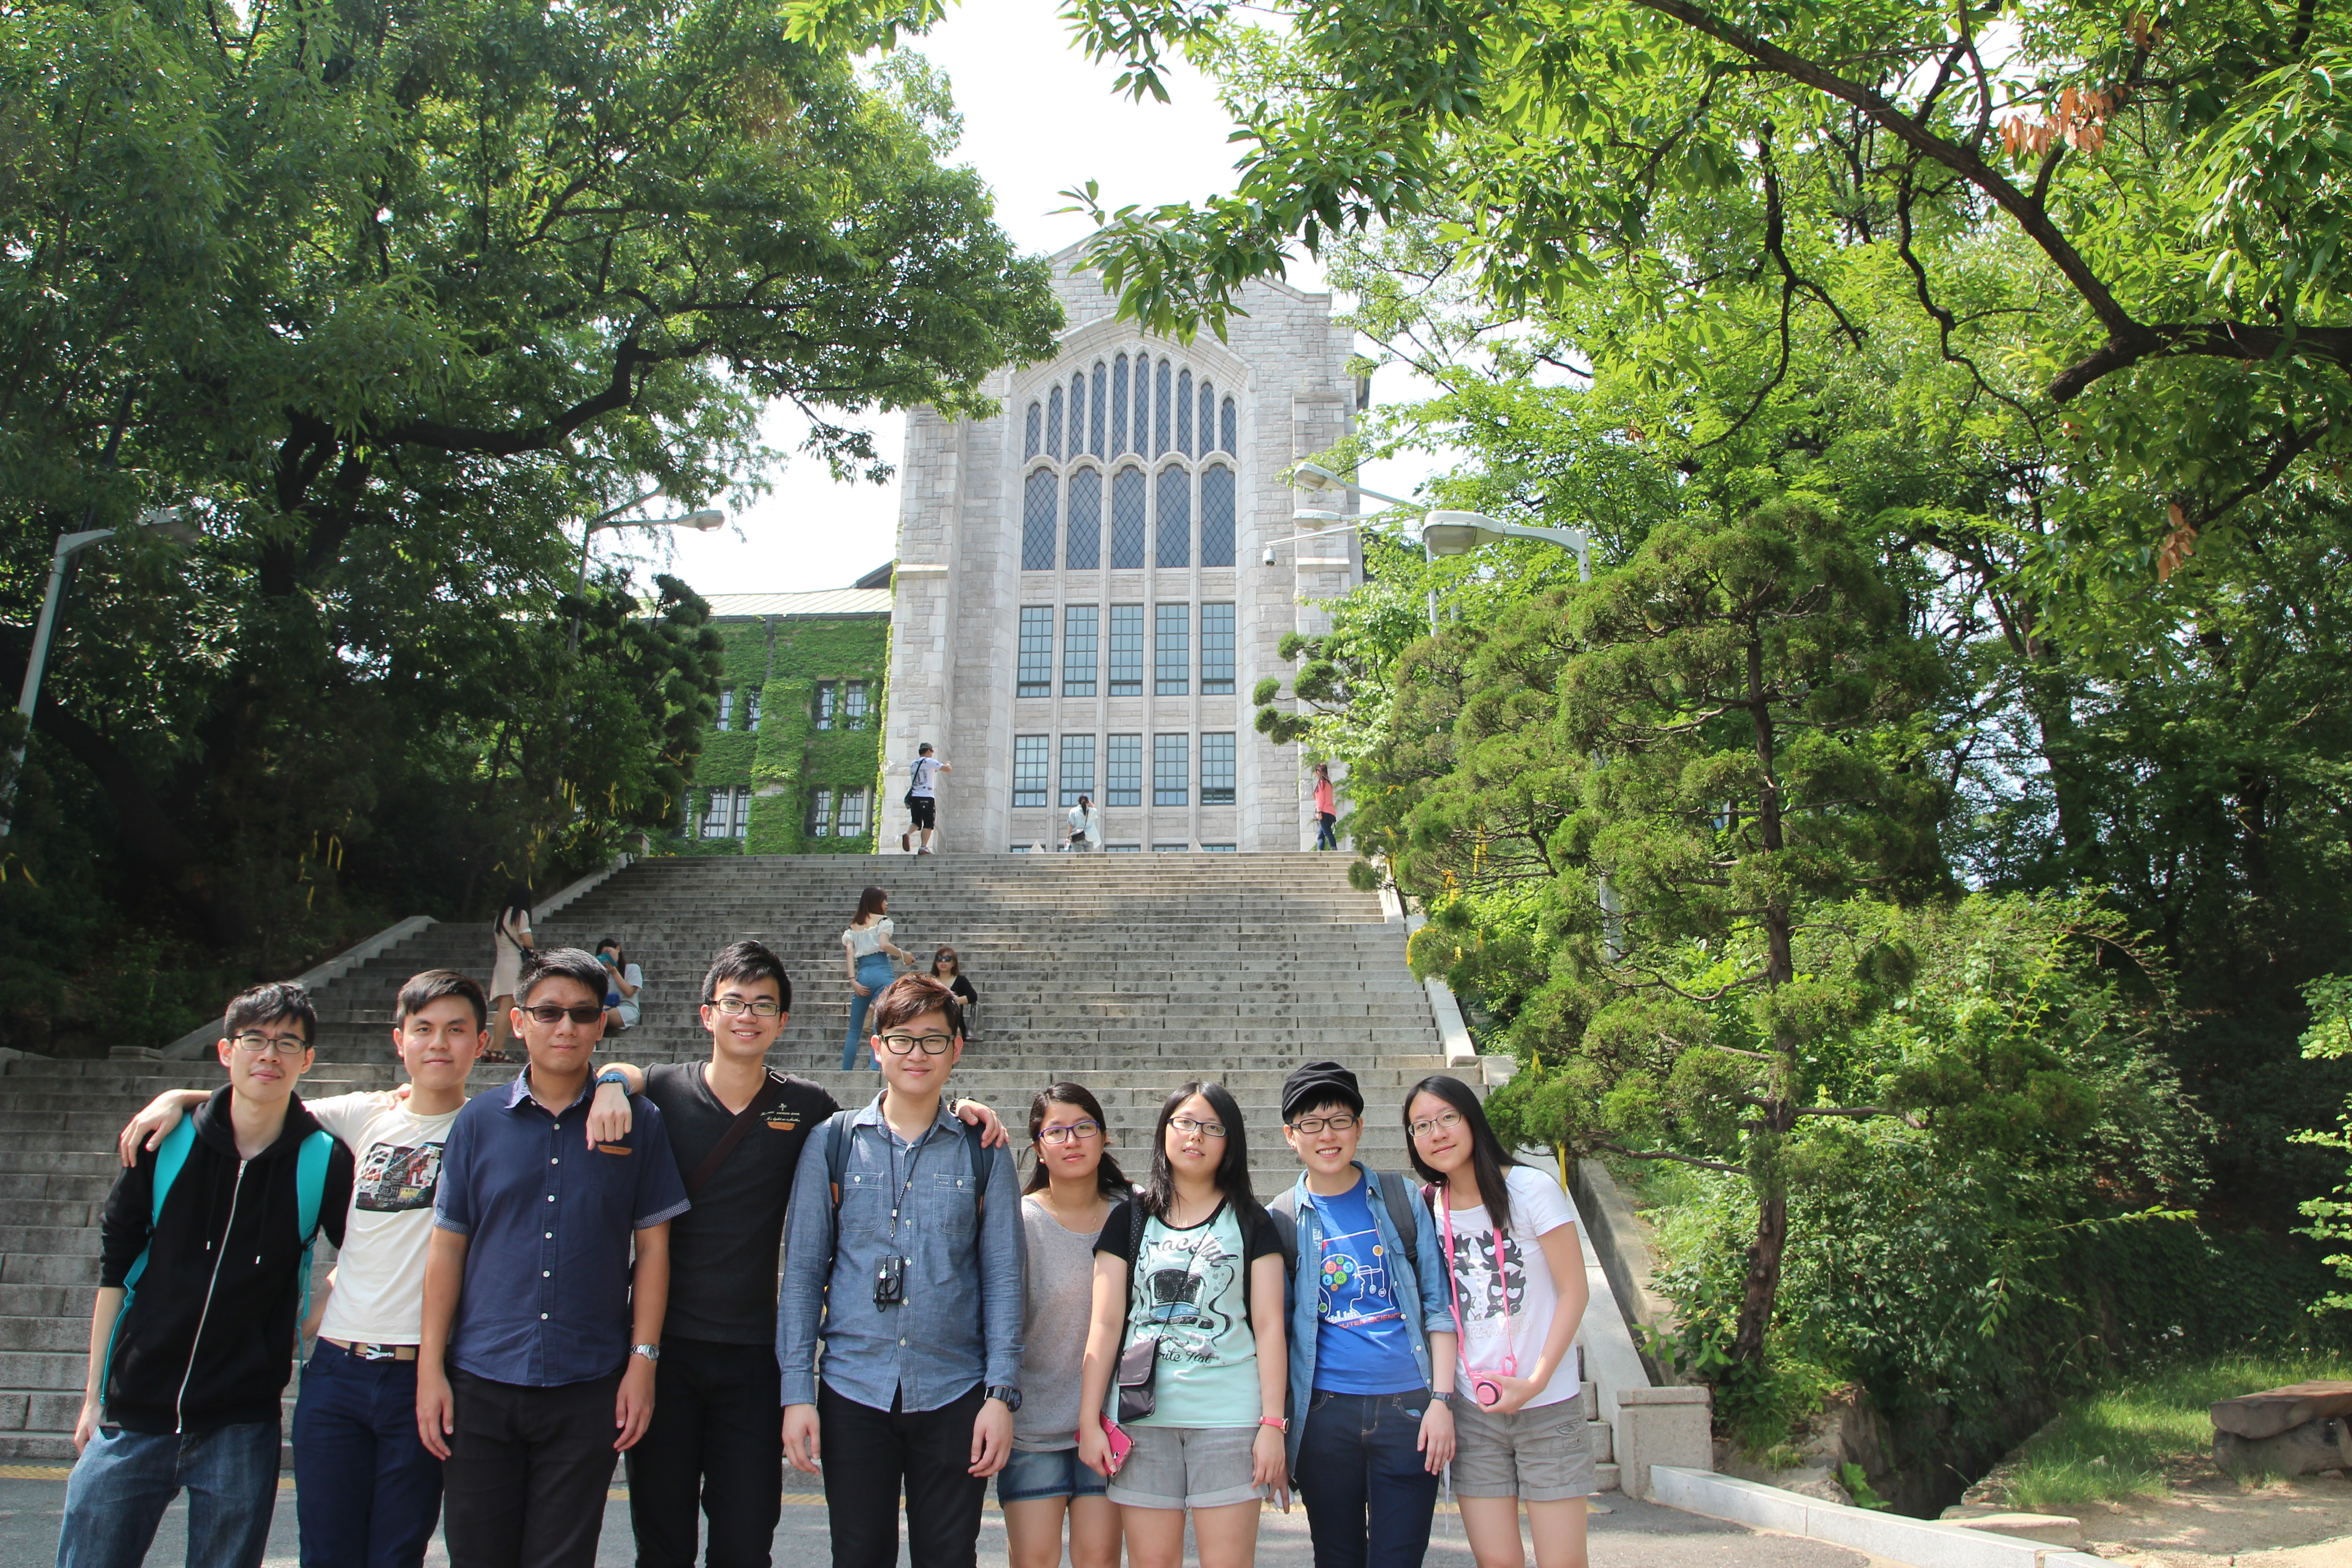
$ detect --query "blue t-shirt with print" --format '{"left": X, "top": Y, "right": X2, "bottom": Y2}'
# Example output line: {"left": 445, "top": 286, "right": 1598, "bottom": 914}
{"left": 1308, "top": 1179, "right": 1425, "bottom": 1395}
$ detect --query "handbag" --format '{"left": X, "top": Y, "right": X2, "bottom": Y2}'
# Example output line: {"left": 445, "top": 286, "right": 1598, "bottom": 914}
{"left": 1438, "top": 1190, "right": 1518, "bottom": 1408}
{"left": 1114, "top": 1206, "right": 1210, "bottom": 1424}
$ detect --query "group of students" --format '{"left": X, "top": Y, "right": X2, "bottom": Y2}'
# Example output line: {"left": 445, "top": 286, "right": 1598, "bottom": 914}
{"left": 57, "top": 936, "right": 1596, "bottom": 1568}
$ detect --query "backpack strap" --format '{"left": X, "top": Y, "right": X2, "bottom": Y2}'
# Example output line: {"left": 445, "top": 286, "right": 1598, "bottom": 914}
{"left": 963, "top": 1117, "right": 988, "bottom": 1221}
{"left": 1372, "top": 1169, "right": 1420, "bottom": 1264}
{"left": 124, "top": 1119, "right": 198, "bottom": 1294}
{"left": 1266, "top": 1188, "right": 1300, "bottom": 1282}
{"left": 294, "top": 1128, "right": 333, "bottom": 1325}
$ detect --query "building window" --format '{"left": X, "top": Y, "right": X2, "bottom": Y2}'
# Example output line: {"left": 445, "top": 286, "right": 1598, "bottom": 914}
{"left": 731, "top": 786, "right": 752, "bottom": 837}
{"left": 1156, "top": 604, "right": 1189, "bottom": 696}
{"left": 1202, "top": 843, "right": 1237, "bottom": 852}
{"left": 1132, "top": 355, "right": 1150, "bottom": 456}
{"left": 1200, "top": 380, "right": 1218, "bottom": 453}
{"left": 1060, "top": 734, "right": 1095, "bottom": 807}
{"left": 837, "top": 788, "right": 867, "bottom": 839}
{"left": 1156, "top": 465, "right": 1190, "bottom": 568}
{"left": 1070, "top": 373, "right": 1088, "bottom": 457}
{"left": 1177, "top": 368, "right": 1193, "bottom": 454}
{"left": 814, "top": 682, "right": 836, "bottom": 730}
{"left": 1201, "top": 732, "right": 1236, "bottom": 804}
{"left": 1221, "top": 397, "right": 1237, "bottom": 454}
{"left": 1106, "top": 842, "right": 1142, "bottom": 852}
{"left": 1154, "top": 733, "right": 1189, "bottom": 806}
{"left": 1063, "top": 605, "right": 1098, "bottom": 696}
{"left": 1090, "top": 363, "right": 1107, "bottom": 456}
{"left": 702, "top": 790, "right": 733, "bottom": 838}
{"left": 1046, "top": 385, "right": 1063, "bottom": 460}
{"left": 1201, "top": 603, "right": 1235, "bottom": 694}
{"left": 1018, "top": 607, "right": 1054, "bottom": 697}
{"left": 808, "top": 787, "right": 833, "bottom": 837}
{"left": 1109, "top": 605, "right": 1144, "bottom": 696}
{"left": 1107, "top": 734, "right": 1143, "bottom": 807}
{"left": 1013, "top": 735, "right": 1049, "bottom": 808}
{"left": 1110, "top": 468, "right": 1147, "bottom": 568}
{"left": 1023, "top": 468, "right": 1058, "bottom": 571}
{"left": 716, "top": 686, "right": 735, "bottom": 732}
{"left": 1111, "top": 353, "right": 1129, "bottom": 455}
{"left": 1024, "top": 401, "right": 1041, "bottom": 461}
{"left": 843, "top": 680, "right": 867, "bottom": 727}
{"left": 1067, "top": 468, "right": 1101, "bottom": 570}
{"left": 745, "top": 686, "right": 762, "bottom": 730}
{"left": 1154, "top": 359, "right": 1172, "bottom": 454}
{"left": 1201, "top": 465, "right": 1235, "bottom": 568}
{"left": 1152, "top": 843, "right": 1190, "bottom": 853}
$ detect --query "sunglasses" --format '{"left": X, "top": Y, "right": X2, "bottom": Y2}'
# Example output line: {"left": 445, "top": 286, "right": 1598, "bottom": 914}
{"left": 522, "top": 1004, "right": 605, "bottom": 1025}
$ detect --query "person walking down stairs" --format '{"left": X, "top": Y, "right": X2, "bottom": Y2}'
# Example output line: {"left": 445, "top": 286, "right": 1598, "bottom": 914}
{"left": 842, "top": 887, "right": 914, "bottom": 1070}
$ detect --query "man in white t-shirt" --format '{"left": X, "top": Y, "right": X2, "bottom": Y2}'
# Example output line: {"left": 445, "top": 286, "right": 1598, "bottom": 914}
{"left": 901, "top": 743, "right": 950, "bottom": 854}
{"left": 115, "top": 969, "right": 635, "bottom": 1568}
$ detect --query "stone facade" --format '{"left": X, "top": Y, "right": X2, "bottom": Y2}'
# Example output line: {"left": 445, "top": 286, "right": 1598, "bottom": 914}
{"left": 880, "top": 244, "right": 1360, "bottom": 853}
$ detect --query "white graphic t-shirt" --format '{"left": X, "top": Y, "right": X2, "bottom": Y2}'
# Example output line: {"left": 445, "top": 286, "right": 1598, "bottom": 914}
{"left": 307, "top": 1092, "right": 463, "bottom": 1344}
{"left": 1101, "top": 1198, "right": 1280, "bottom": 1428}
{"left": 1441, "top": 1166, "right": 1583, "bottom": 1405}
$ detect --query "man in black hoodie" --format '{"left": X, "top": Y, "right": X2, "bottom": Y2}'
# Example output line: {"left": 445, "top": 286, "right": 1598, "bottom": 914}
{"left": 57, "top": 981, "right": 355, "bottom": 1568}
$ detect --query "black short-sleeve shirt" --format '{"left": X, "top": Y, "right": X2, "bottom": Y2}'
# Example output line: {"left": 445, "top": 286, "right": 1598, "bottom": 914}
{"left": 643, "top": 1063, "right": 838, "bottom": 1344}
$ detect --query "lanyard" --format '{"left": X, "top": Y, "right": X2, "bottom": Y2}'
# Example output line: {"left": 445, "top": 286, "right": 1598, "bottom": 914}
{"left": 884, "top": 1121, "right": 935, "bottom": 1248}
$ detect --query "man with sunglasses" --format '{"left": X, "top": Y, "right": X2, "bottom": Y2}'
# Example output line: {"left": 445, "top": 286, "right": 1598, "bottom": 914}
{"left": 778, "top": 974, "right": 1022, "bottom": 1568}
{"left": 589, "top": 943, "right": 1010, "bottom": 1568}
{"left": 417, "top": 948, "right": 689, "bottom": 1568}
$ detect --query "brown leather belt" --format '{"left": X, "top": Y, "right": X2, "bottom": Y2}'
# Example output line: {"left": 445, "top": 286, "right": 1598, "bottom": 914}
{"left": 323, "top": 1338, "right": 419, "bottom": 1362}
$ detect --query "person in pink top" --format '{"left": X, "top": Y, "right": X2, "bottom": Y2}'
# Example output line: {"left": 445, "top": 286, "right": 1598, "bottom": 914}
{"left": 1313, "top": 763, "right": 1339, "bottom": 851}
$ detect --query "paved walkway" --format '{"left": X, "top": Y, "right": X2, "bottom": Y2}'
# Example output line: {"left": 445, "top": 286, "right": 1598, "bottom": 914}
{"left": 0, "top": 1478, "right": 1878, "bottom": 1568}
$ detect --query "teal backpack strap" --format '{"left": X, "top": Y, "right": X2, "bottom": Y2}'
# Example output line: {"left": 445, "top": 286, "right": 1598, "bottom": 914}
{"left": 106, "top": 1117, "right": 198, "bottom": 1393}
{"left": 294, "top": 1129, "right": 332, "bottom": 1324}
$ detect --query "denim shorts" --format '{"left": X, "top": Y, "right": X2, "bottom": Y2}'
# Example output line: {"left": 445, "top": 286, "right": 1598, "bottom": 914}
{"left": 996, "top": 1445, "right": 1109, "bottom": 1504}
{"left": 1106, "top": 1424, "right": 1263, "bottom": 1511}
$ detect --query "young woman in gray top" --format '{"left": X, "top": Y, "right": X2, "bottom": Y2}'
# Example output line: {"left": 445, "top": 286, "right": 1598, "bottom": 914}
{"left": 1003, "top": 1083, "right": 1132, "bottom": 1568}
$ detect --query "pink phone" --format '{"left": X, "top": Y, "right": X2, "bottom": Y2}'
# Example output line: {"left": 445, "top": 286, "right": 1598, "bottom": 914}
{"left": 1102, "top": 1418, "right": 1135, "bottom": 1476}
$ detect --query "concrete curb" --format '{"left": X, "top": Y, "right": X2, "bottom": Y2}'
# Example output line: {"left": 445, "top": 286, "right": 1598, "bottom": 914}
{"left": 1377, "top": 882, "right": 1477, "bottom": 1065}
{"left": 1568, "top": 1158, "right": 1679, "bottom": 1386}
{"left": 1649, "top": 1468, "right": 2108, "bottom": 1568}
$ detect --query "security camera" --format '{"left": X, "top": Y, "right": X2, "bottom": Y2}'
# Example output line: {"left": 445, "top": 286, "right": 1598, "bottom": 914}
{"left": 1261, "top": 546, "right": 1277, "bottom": 567}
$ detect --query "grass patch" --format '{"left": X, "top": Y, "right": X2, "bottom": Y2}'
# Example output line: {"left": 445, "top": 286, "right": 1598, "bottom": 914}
{"left": 1999, "top": 1352, "right": 2352, "bottom": 1512}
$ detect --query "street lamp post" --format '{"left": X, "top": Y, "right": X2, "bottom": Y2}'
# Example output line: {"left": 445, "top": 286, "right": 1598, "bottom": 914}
{"left": 568, "top": 495, "right": 728, "bottom": 653}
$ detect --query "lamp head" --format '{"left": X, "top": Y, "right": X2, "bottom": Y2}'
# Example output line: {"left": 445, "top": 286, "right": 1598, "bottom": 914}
{"left": 1292, "top": 508, "right": 1345, "bottom": 524}
{"left": 682, "top": 510, "right": 727, "bottom": 531}
{"left": 1293, "top": 462, "right": 1344, "bottom": 494}
{"left": 1262, "top": 546, "right": 1278, "bottom": 568}
{"left": 1420, "top": 511, "right": 1504, "bottom": 557}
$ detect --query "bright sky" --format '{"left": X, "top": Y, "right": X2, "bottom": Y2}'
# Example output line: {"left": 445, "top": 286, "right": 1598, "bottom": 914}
{"left": 637, "top": 1, "right": 1443, "bottom": 598}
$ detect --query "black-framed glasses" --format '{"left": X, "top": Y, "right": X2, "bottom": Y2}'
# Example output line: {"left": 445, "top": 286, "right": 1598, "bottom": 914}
{"left": 230, "top": 1031, "right": 310, "bottom": 1058}
{"left": 1039, "top": 1120, "right": 1103, "bottom": 1145}
{"left": 1169, "top": 1115, "right": 1227, "bottom": 1139}
{"left": 524, "top": 1004, "right": 604, "bottom": 1025}
{"left": 1289, "top": 1113, "right": 1358, "bottom": 1134}
{"left": 710, "top": 996, "right": 783, "bottom": 1018}
{"left": 879, "top": 1032, "right": 955, "bottom": 1056}
{"left": 1408, "top": 1109, "right": 1466, "bottom": 1139}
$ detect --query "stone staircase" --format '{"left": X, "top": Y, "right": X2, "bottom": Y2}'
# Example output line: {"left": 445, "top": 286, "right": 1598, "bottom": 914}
{"left": 0, "top": 853, "right": 1615, "bottom": 1485}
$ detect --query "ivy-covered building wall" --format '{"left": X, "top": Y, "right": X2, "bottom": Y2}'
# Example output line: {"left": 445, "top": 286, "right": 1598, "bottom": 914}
{"left": 652, "top": 585, "right": 893, "bottom": 858}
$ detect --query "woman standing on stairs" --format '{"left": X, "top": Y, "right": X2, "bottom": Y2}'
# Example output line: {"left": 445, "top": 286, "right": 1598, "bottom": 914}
{"left": 1403, "top": 1075, "right": 1595, "bottom": 1568}
{"left": 485, "top": 884, "right": 534, "bottom": 1062}
{"left": 840, "top": 886, "right": 913, "bottom": 1070}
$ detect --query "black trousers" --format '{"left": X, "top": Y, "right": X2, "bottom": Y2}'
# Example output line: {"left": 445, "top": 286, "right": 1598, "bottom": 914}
{"left": 442, "top": 1369, "right": 622, "bottom": 1568}
{"left": 624, "top": 1339, "right": 783, "bottom": 1568}
{"left": 816, "top": 1381, "right": 986, "bottom": 1568}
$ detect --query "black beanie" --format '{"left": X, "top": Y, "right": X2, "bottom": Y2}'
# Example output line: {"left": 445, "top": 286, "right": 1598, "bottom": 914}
{"left": 1282, "top": 1059, "right": 1364, "bottom": 1121}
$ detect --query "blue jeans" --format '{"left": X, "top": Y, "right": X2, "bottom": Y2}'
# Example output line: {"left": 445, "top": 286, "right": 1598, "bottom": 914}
{"left": 56, "top": 1420, "right": 280, "bottom": 1568}
{"left": 842, "top": 955, "right": 894, "bottom": 1069}
{"left": 1294, "top": 1390, "right": 1441, "bottom": 1568}
{"left": 292, "top": 1343, "right": 444, "bottom": 1568}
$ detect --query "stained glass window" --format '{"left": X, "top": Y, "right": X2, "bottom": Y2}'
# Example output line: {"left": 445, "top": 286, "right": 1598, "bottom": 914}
{"left": 1046, "top": 386, "right": 1063, "bottom": 460}
{"left": 1110, "top": 468, "right": 1147, "bottom": 568}
{"left": 1156, "top": 465, "right": 1190, "bottom": 568}
{"left": 1176, "top": 369, "right": 1193, "bottom": 454}
{"left": 1022, "top": 468, "right": 1058, "bottom": 571}
{"left": 1024, "top": 402, "right": 1040, "bottom": 461}
{"left": 1200, "top": 465, "right": 1235, "bottom": 568}
{"left": 1067, "top": 468, "right": 1101, "bottom": 569}
{"left": 1111, "top": 353, "right": 1128, "bottom": 455}
{"left": 1221, "top": 397, "right": 1237, "bottom": 454}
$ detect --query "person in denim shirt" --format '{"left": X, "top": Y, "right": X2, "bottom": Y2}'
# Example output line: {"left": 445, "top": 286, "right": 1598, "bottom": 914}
{"left": 778, "top": 975, "right": 1021, "bottom": 1568}
{"left": 1277, "top": 1061, "right": 1457, "bottom": 1568}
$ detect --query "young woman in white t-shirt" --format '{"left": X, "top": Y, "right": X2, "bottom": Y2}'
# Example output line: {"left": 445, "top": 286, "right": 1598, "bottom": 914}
{"left": 1404, "top": 1074, "right": 1595, "bottom": 1568}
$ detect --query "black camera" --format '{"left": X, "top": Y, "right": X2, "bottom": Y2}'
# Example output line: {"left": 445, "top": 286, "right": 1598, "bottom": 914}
{"left": 873, "top": 1252, "right": 907, "bottom": 1307}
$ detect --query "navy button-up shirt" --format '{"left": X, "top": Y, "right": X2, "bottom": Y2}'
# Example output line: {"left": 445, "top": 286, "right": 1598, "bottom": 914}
{"left": 434, "top": 1068, "right": 690, "bottom": 1387}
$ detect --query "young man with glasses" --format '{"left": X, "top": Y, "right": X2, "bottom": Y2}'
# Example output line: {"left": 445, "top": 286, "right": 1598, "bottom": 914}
{"left": 110, "top": 971, "right": 530, "bottom": 1568}
{"left": 417, "top": 948, "right": 689, "bottom": 1568}
{"left": 1273, "top": 1061, "right": 1457, "bottom": 1568}
{"left": 587, "top": 942, "right": 1009, "bottom": 1568}
{"left": 778, "top": 974, "right": 1022, "bottom": 1568}
{"left": 59, "top": 983, "right": 356, "bottom": 1568}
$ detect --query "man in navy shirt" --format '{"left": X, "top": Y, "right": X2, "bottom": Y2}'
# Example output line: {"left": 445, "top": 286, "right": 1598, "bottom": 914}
{"left": 417, "top": 948, "right": 689, "bottom": 1568}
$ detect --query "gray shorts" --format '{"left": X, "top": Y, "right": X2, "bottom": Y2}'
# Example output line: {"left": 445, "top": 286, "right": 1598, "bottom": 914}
{"left": 1105, "top": 1424, "right": 1263, "bottom": 1511}
{"left": 1449, "top": 1397, "right": 1596, "bottom": 1502}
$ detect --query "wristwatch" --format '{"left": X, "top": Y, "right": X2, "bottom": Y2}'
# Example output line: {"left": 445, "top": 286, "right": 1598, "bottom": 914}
{"left": 632, "top": 1343, "right": 661, "bottom": 1363}
{"left": 985, "top": 1385, "right": 1022, "bottom": 1411}
{"left": 596, "top": 1070, "right": 630, "bottom": 1090}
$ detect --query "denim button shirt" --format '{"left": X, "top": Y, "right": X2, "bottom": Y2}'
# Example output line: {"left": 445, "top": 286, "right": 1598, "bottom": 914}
{"left": 776, "top": 1094, "right": 1022, "bottom": 1413}
{"left": 1282, "top": 1163, "right": 1455, "bottom": 1474}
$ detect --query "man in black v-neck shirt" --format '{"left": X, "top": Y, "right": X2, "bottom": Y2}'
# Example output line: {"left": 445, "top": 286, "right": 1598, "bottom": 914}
{"left": 599, "top": 941, "right": 1009, "bottom": 1568}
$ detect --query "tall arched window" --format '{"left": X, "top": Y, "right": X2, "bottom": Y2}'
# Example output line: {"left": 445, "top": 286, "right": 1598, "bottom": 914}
{"left": 1220, "top": 397, "right": 1237, "bottom": 454}
{"left": 1046, "top": 385, "right": 1063, "bottom": 460}
{"left": 1069, "top": 374, "right": 1087, "bottom": 456}
{"left": 1200, "top": 380, "right": 1217, "bottom": 452}
{"left": 1067, "top": 468, "right": 1102, "bottom": 569}
{"left": 1201, "top": 464, "right": 1236, "bottom": 567}
{"left": 1110, "top": 468, "right": 1147, "bottom": 568}
{"left": 1154, "top": 360, "right": 1173, "bottom": 454}
{"left": 1156, "top": 464, "right": 1191, "bottom": 568}
{"left": 1089, "top": 363, "right": 1106, "bottom": 456}
{"left": 1022, "top": 469, "right": 1058, "bottom": 571}
{"left": 1111, "top": 354, "right": 1130, "bottom": 455}
{"left": 1176, "top": 369, "right": 1193, "bottom": 455}
{"left": 1132, "top": 355, "right": 1149, "bottom": 456}
{"left": 1024, "top": 402, "right": 1041, "bottom": 461}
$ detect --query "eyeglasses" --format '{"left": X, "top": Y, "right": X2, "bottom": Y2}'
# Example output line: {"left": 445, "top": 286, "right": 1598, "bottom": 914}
{"left": 1408, "top": 1109, "right": 1467, "bottom": 1139}
{"left": 230, "top": 1032, "right": 310, "bottom": 1058}
{"left": 1169, "top": 1115, "right": 1227, "bottom": 1139}
{"left": 879, "top": 1032, "right": 955, "bottom": 1056}
{"left": 524, "top": 1004, "right": 605, "bottom": 1025}
{"left": 710, "top": 997, "right": 783, "bottom": 1018}
{"left": 1038, "top": 1120, "right": 1102, "bottom": 1145}
{"left": 1289, "top": 1113, "right": 1357, "bottom": 1134}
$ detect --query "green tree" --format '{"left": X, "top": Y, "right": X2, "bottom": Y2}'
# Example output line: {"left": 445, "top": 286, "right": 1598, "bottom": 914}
{"left": 2296, "top": 974, "right": 2352, "bottom": 1313}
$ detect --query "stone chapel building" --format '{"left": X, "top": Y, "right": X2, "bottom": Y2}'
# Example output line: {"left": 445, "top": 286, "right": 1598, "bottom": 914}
{"left": 878, "top": 243, "right": 1362, "bottom": 853}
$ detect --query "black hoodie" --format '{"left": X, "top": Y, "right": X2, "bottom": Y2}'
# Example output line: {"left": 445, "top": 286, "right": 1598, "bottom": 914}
{"left": 97, "top": 1084, "right": 353, "bottom": 1434}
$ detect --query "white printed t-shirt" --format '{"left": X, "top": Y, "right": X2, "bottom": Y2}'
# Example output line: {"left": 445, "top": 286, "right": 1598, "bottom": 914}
{"left": 1441, "top": 1165, "right": 1583, "bottom": 1406}
{"left": 307, "top": 1092, "right": 463, "bottom": 1344}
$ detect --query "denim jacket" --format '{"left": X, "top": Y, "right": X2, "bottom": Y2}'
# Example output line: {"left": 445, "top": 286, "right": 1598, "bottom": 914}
{"left": 776, "top": 1095, "right": 1022, "bottom": 1413}
{"left": 1281, "top": 1163, "right": 1455, "bottom": 1475}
